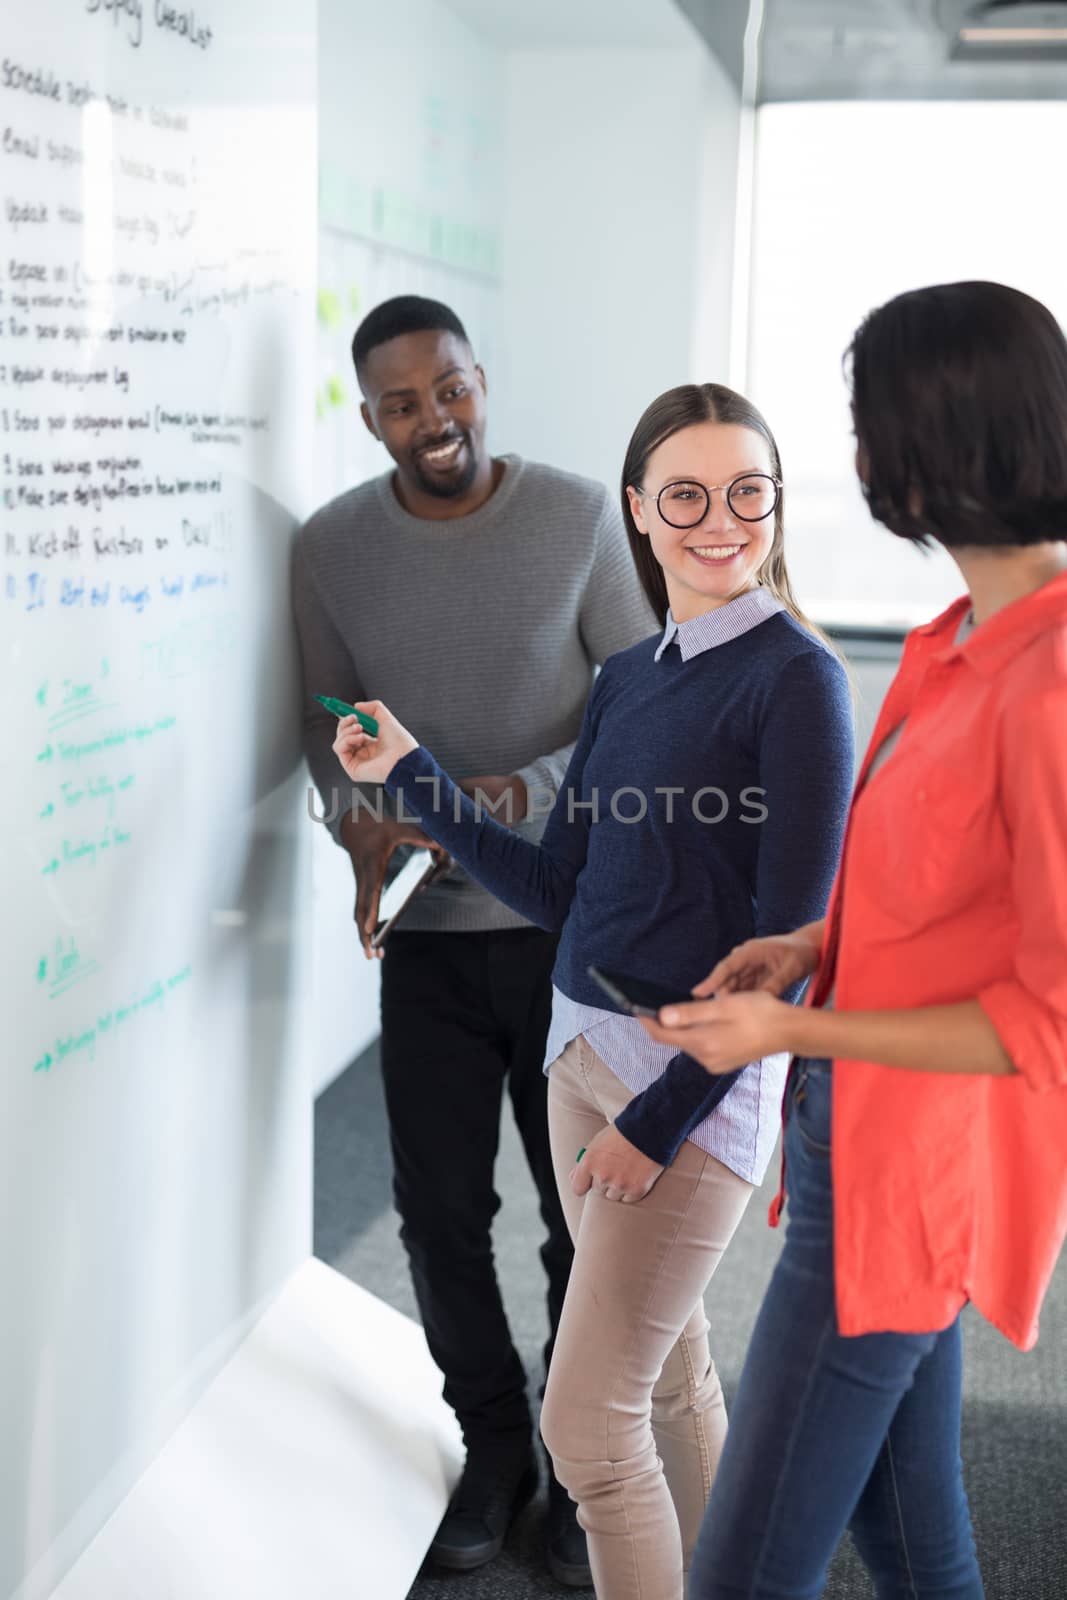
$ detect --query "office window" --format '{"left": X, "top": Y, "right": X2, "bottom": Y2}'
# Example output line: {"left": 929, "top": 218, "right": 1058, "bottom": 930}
{"left": 749, "top": 102, "right": 1067, "bottom": 626}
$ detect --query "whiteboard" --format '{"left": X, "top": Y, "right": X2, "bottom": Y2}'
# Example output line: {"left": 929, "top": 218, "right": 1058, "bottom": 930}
{"left": 0, "top": 6, "right": 316, "bottom": 1597}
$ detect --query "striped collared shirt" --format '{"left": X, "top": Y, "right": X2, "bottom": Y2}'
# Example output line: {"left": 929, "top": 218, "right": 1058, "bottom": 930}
{"left": 544, "top": 586, "right": 791, "bottom": 1186}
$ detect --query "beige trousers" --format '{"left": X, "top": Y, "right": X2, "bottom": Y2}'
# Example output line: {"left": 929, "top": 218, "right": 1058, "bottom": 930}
{"left": 540, "top": 1036, "right": 754, "bottom": 1600}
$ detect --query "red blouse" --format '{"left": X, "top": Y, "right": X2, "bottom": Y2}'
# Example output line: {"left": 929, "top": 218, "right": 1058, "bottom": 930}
{"left": 773, "top": 573, "right": 1067, "bottom": 1350}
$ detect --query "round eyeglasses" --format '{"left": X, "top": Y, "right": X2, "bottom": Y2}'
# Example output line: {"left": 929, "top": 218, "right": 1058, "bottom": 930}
{"left": 638, "top": 473, "right": 782, "bottom": 528}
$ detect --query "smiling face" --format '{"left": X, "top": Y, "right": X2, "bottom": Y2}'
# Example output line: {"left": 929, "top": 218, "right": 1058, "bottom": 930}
{"left": 626, "top": 421, "right": 778, "bottom": 622}
{"left": 359, "top": 328, "right": 491, "bottom": 514}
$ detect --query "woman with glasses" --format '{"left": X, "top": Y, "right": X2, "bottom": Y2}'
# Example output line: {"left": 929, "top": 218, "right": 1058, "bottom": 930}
{"left": 643, "top": 283, "right": 1067, "bottom": 1600}
{"left": 328, "top": 383, "right": 854, "bottom": 1599}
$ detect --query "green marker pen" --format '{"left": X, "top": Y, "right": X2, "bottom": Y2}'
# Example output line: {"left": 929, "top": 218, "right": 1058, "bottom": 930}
{"left": 577, "top": 1147, "right": 586, "bottom": 1163}
{"left": 314, "top": 693, "right": 380, "bottom": 738}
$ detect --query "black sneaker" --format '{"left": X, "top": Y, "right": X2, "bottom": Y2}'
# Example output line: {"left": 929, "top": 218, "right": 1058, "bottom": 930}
{"left": 428, "top": 1448, "right": 539, "bottom": 1572}
{"left": 547, "top": 1474, "right": 593, "bottom": 1588}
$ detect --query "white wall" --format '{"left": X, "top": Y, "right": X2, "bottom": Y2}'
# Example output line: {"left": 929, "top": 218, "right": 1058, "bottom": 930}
{"left": 497, "top": 40, "right": 741, "bottom": 491}
{"left": 312, "top": 0, "right": 506, "bottom": 1095}
{"left": 317, "top": 0, "right": 505, "bottom": 483}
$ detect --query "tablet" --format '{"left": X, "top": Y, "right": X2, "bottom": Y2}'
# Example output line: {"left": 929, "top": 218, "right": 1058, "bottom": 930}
{"left": 371, "top": 850, "right": 449, "bottom": 948}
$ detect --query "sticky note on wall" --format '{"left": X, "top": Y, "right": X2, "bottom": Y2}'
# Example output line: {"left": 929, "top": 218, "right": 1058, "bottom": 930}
{"left": 317, "top": 288, "right": 343, "bottom": 329}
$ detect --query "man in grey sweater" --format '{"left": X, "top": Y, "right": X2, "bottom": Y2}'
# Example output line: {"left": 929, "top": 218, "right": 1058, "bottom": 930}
{"left": 292, "top": 296, "right": 654, "bottom": 1583}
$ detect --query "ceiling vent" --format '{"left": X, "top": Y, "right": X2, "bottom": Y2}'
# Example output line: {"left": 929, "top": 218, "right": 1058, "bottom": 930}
{"left": 936, "top": 0, "right": 1067, "bottom": 59}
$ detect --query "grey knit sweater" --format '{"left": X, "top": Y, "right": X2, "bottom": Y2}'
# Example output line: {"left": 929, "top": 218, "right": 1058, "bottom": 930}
{"left": 291, "top": 454, "right": 657, "bottom": 931}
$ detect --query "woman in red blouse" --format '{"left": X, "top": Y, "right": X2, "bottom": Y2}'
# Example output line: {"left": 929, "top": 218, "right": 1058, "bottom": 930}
{"left": 643, "top": 281, "right": 1067, "bottom": 1599}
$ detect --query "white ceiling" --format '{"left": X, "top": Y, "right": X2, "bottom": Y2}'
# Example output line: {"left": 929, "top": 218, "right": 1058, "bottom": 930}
{"left": 445, "top": 0, "right": 1067, "bottom": 100}
{"left": 757, "top": 0, "right": 1067, "bottom": 100}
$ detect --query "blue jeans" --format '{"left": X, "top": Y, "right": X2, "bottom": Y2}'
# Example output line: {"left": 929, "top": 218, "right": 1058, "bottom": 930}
{"left": 689, "top": 1060, "right": 984, "bottom": 1600}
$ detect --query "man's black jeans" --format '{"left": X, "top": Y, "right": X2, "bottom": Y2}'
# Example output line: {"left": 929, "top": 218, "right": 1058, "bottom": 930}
{"left": 380, "top": 925, "right": 573, "bottom": 1457}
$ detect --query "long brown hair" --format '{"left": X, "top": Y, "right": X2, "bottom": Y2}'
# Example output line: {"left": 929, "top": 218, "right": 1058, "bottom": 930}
{"left": 620, "top": 382, "right": 834, "bottom": 658}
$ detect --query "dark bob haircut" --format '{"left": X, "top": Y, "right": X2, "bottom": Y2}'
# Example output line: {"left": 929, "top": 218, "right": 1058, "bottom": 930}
{"left": 351, "top": 294, "right": 469, "bottom": 378}
{"left": 847, "top": 280, "right": 1067, "bottom": 549}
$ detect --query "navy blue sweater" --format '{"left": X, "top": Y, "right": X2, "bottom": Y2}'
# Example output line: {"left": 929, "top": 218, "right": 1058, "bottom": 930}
{"left": 385, "top": 613, "right": 854, "bottom": 1164}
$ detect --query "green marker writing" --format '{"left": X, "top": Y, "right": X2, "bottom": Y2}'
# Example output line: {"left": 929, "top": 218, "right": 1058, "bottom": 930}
{"left": 577, "top": 1147, "right": 586, "bottom": 1163}
{"left": 314, "top": 694, "right": 380, "bottom": 738}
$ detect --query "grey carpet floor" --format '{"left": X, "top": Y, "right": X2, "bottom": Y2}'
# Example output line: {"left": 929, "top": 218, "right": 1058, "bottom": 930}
{"left": 315, "top": 1044, "right": 1067, "bottom": 1600}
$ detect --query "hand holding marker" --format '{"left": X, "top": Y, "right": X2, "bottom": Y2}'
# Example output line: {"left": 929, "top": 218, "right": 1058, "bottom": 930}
{"left": 321, "top": 693, "right": 689, "bottom": 1177}
{"left": 315, "top": 693, "right": 380, "bottom": 737}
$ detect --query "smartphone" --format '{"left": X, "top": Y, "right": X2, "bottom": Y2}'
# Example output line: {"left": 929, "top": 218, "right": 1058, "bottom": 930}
{"left": 371, "top": 849, "right": 450, "bottom": 949}
{"left": 586, "top": 964, "right": 699, "bottom": 1018}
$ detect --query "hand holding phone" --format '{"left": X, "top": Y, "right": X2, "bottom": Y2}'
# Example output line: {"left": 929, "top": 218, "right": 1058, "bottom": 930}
{"left": 587, "top": 965, "right": 706, "bottom": 1019}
